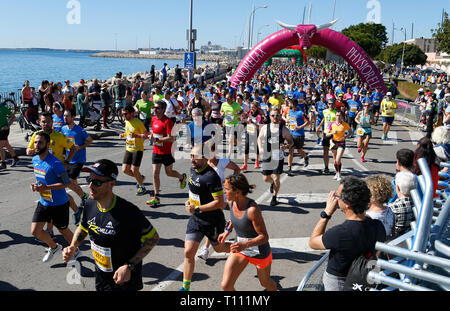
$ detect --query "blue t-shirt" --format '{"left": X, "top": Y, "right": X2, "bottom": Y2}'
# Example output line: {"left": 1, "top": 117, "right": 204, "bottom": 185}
{"left": 52, "top": 114, "right": 65, "bottom": 133}
{"left": 347, "top": 100, "right": 362, "bottom": 117}
{"left": 288, "top": 110, "right": 307, "bottom": 137}
{"left": 188, "top": 120, "right": 213, "bottom": 145}
{"left": 315, "top": 101, "right": 327, "bottom": 121}
{"left": 32, "top": 153, "right": 69, "bottom": 206}
{"left": 371, "top": 92, "right": 384, "bottom": 106}
{"left": 61, "top": 124, "right": 90, "bottom": 164}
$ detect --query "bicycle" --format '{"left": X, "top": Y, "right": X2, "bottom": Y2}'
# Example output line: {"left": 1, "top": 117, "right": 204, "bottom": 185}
{"left": 102, "top": 103, "right": 125, "bottom": 125}
{"left": 0, "top": 91, "right": 19, "bottom": 113}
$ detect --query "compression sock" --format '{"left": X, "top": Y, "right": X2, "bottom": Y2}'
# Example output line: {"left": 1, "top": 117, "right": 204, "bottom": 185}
{"left": 182, "top": 279, "right": 191, "bottom": 291}
{"left": 337, "top": 164, "right": 342, "bottom": 173}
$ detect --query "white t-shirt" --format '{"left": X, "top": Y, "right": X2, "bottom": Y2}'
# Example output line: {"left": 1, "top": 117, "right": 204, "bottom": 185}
{"left": 366, "top": 207, "right": 394, "bottom": 237}
{"left": 212, "top": 158, "right": 230, "bottom": 184}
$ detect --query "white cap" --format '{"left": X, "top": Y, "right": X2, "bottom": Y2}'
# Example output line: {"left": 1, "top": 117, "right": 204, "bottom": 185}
{"left": 418, "top": 88, "right": 424, "bottom": 92}
{"left": 386, "top": 92, "right": 392, "bottom": 96}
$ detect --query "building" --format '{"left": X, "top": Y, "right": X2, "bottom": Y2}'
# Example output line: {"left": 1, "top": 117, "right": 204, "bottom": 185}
{"left": 404, "top": 38, "right": 436, "bottom": 53}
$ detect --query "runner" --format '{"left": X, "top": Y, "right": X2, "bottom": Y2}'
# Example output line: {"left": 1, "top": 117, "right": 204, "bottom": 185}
{"left": 286, "top": 98, "right": 310, "bottom": 176}
{"left": 52, "top": 102, "right": 65, "bottom": 133}
{"left": 61, "top": 108, "right": 93, "bottom": 224}
{"left": 326, "top": 110, "right": 352, "bottom": 181}
{"left": 198, "top": 143, "right": 240, "bottom": 261}
{"left": 146, "top": 100, "right": 186, "bottom": 207}
{"left": 30, "top": 131, "right": 79, "bottom": 263}
{"left": 219, "top": 173, "right": 277, "bottom": 291}
{"left": 346, "top": 93, "right": 362, "bottom": 137}
{"left": 241, "top": 101, "right": 264, "bottom": 171}
{"left": 181, "top": 144, "right": 230, "bottom": 291}
{"left": 0, "top": 101, "right": 20, "bottom": 170}
{"left": 62, "top": 159, "right": 160, "bottom": 291}
{"left": 314, "top": 94, "right": 328, "bottom": 145}
{"left": 118, "top": 105, "right": 149, "bottom": 196}
{"left": 370, "top": 86, "right": 384, "bottom": 125}
{"left": 220, "top": 93, "right": 243, "bottom": 158}
{"left": 316, "top": 99, "right": 337, "bottom": 175}
{"left": 380, "top": 92, "right": 397, "bottom": 140}
{"left": 257, "top": 107, "right": 294, "bottom": 206}
{"left": 355, "top": 99, "right": 375, "bottom": 162}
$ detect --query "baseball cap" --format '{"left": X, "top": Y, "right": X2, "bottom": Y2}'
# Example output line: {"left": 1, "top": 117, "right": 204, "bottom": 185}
{"left": 82, "top": 159, "right": 118, "bottom": 180}
{"left": 418, "top": 88, "right": 424, "bottom": 92}
{"left": 386, "top": 92, "right": 392, "bottom": 96}
{"left": 80, "top": 79, "right": 85, "bottom": 84}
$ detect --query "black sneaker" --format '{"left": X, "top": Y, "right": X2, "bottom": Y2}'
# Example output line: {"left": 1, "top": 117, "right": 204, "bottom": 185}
{"left": 304, "top": 156, "right": 309, "bottom": 168}
{"left": 287, "top": 167, "right": 295, "bottom": 177}
{"left": 11, "top": 157, "right": 19, "bottom": 167}
{"left": 270, "top": 196, "right": 278, "bottom": 206}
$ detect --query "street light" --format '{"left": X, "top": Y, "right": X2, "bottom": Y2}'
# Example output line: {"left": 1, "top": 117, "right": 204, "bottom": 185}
{"left": 247, "top": 4, "right": 268, "bottom": 49}
{"left": 399, "top": 27, "right": 407, "bottom": 75}
{"left": 257, "top": 24, "right": 270, "bottom": 42}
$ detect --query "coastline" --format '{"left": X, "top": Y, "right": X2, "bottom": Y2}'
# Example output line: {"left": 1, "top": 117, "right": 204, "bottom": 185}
{"left": 90, "top": 51, "right": 233, "bottom": 63}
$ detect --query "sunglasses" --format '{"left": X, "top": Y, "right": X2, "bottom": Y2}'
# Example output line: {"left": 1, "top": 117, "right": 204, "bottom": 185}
{"left": 86, "top": 176, "right": 112, "bottom": 187}
{"left": 270, "top": 114, "right": 280, "bottom": 117}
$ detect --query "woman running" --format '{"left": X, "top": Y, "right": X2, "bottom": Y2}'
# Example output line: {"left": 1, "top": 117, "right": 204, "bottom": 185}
{"left": 326, "top": 110, "right": 352, "bottom": 181}
{"left": 241, "top": 101, "right": 264, "bottom": 171}
{"left": 219, "top": 174, "right": 277, "bottom": 291}
{"left": 355, "top": 99, "right": 375, "bottom": 162}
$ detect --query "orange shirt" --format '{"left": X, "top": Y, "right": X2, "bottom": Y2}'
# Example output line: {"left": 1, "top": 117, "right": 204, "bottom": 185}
{"left": 328, "top": 121, "right": 351, "bottom": 141}
{"left": 63, "top": 97, "right": 73, "bottom": 110}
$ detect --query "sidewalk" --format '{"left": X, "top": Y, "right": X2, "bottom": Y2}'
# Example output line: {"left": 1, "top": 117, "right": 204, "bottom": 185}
{"left": 3, "top": 121, "right": 122, "bottom": 160}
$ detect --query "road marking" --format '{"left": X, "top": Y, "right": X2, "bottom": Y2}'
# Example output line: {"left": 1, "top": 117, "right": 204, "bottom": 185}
{"left": 382, "top": 131, "right": 398, "bottom": 145}
{"left": 264, "top": 192, "right": 330, "bottom": 204}
{"left": 408, "top": 130, "right": 424, "bottom": 145}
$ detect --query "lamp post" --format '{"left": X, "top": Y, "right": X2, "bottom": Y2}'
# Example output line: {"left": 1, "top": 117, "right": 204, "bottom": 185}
{"left": 257, "top": 24, "right": 270, "bottom": 42}
{"left": 400, "top": 27, "right": 407, "bottom": 76}
{"left": 247, "top": 4, "right": 267, "bottom": 49}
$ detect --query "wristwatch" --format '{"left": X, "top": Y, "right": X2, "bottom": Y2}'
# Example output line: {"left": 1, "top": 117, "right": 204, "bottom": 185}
{"left": 127, "top": 262, "right": 136, "bottom": 271}
{"left": 320, "top": 211, "right": 332, "bottom": 219}
{"left": 194, "top": 206, "right": 200, "bottom": 215}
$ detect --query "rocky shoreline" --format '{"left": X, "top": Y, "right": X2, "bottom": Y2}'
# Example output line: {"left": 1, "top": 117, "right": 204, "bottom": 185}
{"left": 90, "top": 51, "right": 235, "bottom": 63}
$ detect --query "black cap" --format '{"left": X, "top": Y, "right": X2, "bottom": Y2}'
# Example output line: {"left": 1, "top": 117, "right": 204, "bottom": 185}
{"left": 82, "top": 159, "right": 118, "bottom": 180}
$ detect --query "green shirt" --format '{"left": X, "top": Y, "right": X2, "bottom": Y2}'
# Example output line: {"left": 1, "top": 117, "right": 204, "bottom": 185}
{"left": 220, "top": 101, "right": 242, "bottom": 126}
{"left": 0, "top": 105, "right": 12, "bottom": 129}
{"left": 135, "top": 99, "right": 154, "bottom": 119}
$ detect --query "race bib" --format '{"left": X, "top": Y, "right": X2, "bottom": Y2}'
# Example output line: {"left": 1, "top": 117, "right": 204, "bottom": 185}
{"left": 356, "top": 127, "right": 365, "bottom": 137}
{"left": 153, "top": 133, "right": 163, "bottom": 147}
{"left": 126, "top": 135, "right": 136, "bottom": 149}
{"left": 350, "top": 106, "right": 357, "bottom": 112}
{"left": 225, "top": 113, "right": 235, "bottom": 123}
{"left": 40, "top": 190, "right": 53, "bottom": 202}
{"left": 289, "top": 116, "right": 297, "bottom": 131}
{"left": 139, "top": 112, "right": 147, "bottom": 120}
{"left": 247, "top": 124, "right": 256, "bottom": 134}
{"left": 189, "top": 191, "right": 200, "bottom": 207}
{"left": 91, "top": 241, "right": 113, "bottom": 273}
{"left": 237, "top": 236, "right": 260, "bottom": 257}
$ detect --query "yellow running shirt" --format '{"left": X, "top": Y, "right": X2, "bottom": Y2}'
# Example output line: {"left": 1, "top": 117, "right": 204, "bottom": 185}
{"left": 28, "top": 130, "right": 74, "bottom": 163}
{"left": 124, "top": 118, "right": 147, "bottom": 152}
{"left": 381, "top": 99, "right": 397, "bottom": 117}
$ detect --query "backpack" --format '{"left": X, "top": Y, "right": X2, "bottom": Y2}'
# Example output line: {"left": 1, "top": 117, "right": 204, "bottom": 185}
{"left": 343, "top": 220, "right": 380, "bottom": 291}
{"left": 343, "top": 251, "right": 378, "bottom": 291}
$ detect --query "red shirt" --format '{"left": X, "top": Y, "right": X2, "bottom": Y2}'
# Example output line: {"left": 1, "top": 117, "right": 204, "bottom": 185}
{"left": 151, "top": 115, "right": 174, "bottom": 154}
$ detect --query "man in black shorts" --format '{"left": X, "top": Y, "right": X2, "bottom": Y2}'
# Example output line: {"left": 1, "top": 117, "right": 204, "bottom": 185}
{"left": 30, "top": 131, "right": 79, "bottom": 263}
{"left": 258, "top": 107, "right": 293, "bottom": 206}
{"left": 63, "top": 159, "right": 160, "bottom": 291}
{"left": 180, "top": 144, "right": 230, "bottom": 291}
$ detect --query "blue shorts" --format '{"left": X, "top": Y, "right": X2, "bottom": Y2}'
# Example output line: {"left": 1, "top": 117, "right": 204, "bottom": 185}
{"left": 115, "top": 99, "right": 126, "bottom": 109}
{"left": 382, "top": 116, "right": 394, "bottom": 125}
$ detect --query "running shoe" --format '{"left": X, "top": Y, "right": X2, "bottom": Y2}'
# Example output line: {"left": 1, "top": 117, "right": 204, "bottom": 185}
{"left": 287, "top": 167, "right": 295, "bottom": 177}
{"left": 357, "top": 147, "right": 362, "bottom": 153}
{"left": 304, "top": 156, "right": 309, "bottom": 168}
{"left": 254, "top": 160, "right": 260, "bottom": 169}
{"left": 11, "top": 157, "right": 19, "bottom": 167}
{"left": 197, "top": 248, "right": 210, "bottom": 261}
{"left": 316, "top": 137, "right": 322, "bottom": 145}
{"left": 333, "top": 173, "right": 339, "bottom": 180}
{"left": 322, "top": 168, "right": 330, "bottom": 175}
{"left": 361, "top": 156, "right": 367, "bottom": 163}
{"left": 146, "top": 196, "right": 160, "bottom": 206}
{"left": 336, "top": 173, "right": 342, "bottom": 182}
{"left": 43, "top": 243, "right": 62, "bottom": 263}
{"left": 179, "top": 286, "right": 190, "bottom": 291}
{"left": 73, "top": 206, "right": 83, "bottom": 225}
{"left": 240, "top": 164, "right": 248, "bottom": 171}
{"left": 270, "top": 196, "right": 278, "bottom": 206}
{"left": 136, "top": 186, "right": 147, "bottom": 196}
{"left": 0, "top": 162, "right": 6, "bottom": 170}
{"left": 180, "top": 173, "right": 187, "bottom": 189}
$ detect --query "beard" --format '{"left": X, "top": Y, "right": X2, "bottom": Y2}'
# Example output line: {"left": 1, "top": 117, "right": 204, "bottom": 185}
{"left": 36, "top": 147, "right": 48, "bottom": 155}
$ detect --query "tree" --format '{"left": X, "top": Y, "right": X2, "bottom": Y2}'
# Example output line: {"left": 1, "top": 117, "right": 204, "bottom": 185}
{"left": 307, "top": 46, "right": 327, "bottom": 59}
{"left": 341, "top": 23, "right": 388, "bottom": 58}
{"left": 376, "top": 43, "right": 427, "bottom": 67}
{"left": 432, "top": 12, "right": 450, "bottom": 53}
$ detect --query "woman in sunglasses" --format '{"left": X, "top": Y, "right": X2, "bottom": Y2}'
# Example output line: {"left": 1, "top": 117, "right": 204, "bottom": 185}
{"left": 355, "top": 99, "right": 375, "bottom": 162}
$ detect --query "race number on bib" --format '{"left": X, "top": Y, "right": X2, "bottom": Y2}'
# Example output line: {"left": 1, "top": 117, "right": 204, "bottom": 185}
{"left": 247, "top": 124, "right": 256, "bottom": 134}
{"left": 189, "top": 191, "right": 200, "bottom": 207}
{"left": 126, "top": 135, "right": 136, "bottom": 149}
{"left": 91, "top": 241, "right": 113, "bottom": 272}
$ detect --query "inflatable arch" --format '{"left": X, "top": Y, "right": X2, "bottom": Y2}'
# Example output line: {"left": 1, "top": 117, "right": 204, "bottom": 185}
{"left": 230, "top": 20, "right": 387, "bottom": 94}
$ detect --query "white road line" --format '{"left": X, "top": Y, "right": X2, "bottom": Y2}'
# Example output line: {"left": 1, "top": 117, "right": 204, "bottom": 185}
{"left": 408, "top": 130, "right": 424, "bottom": 145}
{"left": 382, "top": 131, "right": 398, "bottom": 145}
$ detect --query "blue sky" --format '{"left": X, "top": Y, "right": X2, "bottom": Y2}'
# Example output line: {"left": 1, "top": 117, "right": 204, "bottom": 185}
{"left": 0, "top": 0, "right": 448, "bottom": 50}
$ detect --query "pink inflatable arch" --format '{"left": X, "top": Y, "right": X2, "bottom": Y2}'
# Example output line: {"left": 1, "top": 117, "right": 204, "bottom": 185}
{"left": 230, "top": 20, "right": 387, "bottom": 94}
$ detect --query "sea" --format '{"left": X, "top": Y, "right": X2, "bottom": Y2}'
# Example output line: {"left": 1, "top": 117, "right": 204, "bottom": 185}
{"left": 0, "top": 49, "right": 202, "bottom": 93}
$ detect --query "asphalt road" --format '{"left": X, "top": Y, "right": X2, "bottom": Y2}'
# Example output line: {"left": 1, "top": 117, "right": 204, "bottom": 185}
{"left": 0, "top": 117, "right": 425, "bottom": 292}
